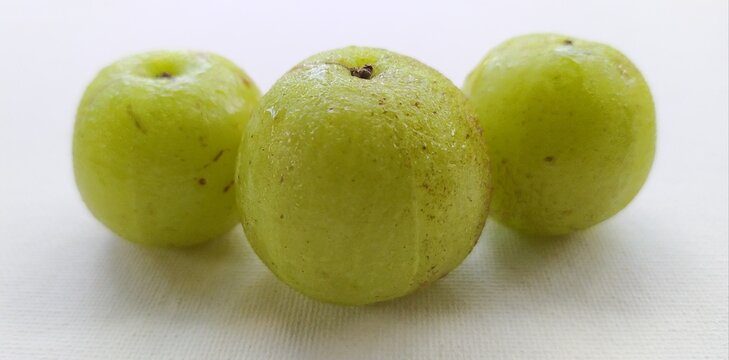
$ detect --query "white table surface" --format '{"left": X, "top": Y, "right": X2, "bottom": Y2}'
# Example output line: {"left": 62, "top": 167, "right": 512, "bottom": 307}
{"left": 1, "top": 0, "right": 727, "bottom": 359}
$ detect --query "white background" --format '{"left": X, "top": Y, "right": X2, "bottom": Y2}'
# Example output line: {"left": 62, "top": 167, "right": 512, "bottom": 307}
{"left": 1, "top": 0, "right": 727, "bottom": 359}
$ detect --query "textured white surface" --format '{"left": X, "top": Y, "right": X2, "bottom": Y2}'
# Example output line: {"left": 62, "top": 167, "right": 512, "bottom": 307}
{"left": 0, "top": 0, "right": 727, "bottom": 359}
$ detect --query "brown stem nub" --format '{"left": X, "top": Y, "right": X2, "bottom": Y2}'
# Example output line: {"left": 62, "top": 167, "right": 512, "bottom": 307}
{"left": 350, "top": 65, "right": 374, "bottom": 80}
{"left": 157, "top": 72, "right": 173, "bottom": 78}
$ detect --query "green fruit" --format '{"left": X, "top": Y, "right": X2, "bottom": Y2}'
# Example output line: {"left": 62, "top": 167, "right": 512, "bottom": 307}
{"left": 464, "top": 34, "right": 656, "bottom": 236}
{"left": 74, "top": 50, "right": 260, "bottom": 246}
{"left": 237, "top": 47, "right": 490, "bottom": 305}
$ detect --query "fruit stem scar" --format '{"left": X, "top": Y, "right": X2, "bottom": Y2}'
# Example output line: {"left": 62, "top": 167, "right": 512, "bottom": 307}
{"left": 157, "top": 72, "right": 173, "bottom": 78}
{"left": 563, "top": 39, "right": 573, "bottom": 45}
{"left": 350, "top": 65, "right": 374, "bottom": 79}
{"left": 290, "top": 62, "right": 375, "bottom": 80}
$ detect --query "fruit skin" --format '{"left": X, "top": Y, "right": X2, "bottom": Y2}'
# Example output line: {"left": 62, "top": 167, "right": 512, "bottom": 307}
{"left": 74, "top": 50, "right": 260, "bottom": 246}
{"left": 237, "top": 47, "right": 491, "bottom": 305}
{"left": 464, "top": 33, "right": 656, "bottom": 236}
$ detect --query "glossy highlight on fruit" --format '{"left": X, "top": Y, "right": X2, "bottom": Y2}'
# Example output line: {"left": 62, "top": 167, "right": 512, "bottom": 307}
{"left": 237, "top": 47, "right": 491, "bottom": 305}
{"left": 74, "top": 50, "right": 260, "bottom": 246}
{"left": 464, "top": 33, "right": 656, "bottom": 236}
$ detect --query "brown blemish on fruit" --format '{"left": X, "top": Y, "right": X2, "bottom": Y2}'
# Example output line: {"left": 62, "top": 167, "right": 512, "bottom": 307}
{"left": 213, "top": 149, "right": 225, "bottom": 162}
{"left": 126, "top": 105, "right": 147, "bottom": 134}
{"left": 239, "top": 74, "right": 252, "bottom": 87}
{"left": 279, "top": 214, "right": 284, "bottom": 219}
{"left": 279, "top": 175, "right": 284, "bottom": 183}
{"left": 563, "top": 39, "right": 573, "bottom": 45}
{"left": 202, "top": 149, "right": 227, "bottom": 169}
{"left": 350, "top": 64, "right": 373, "bottom": 79}
{"left": 157, "top": 72, "right": 173, "bottom": 79}
{"left": 198, "top": 178, "right": 207, "bottom": 185}
{"left": 544, "top": 156, "right": 555, "bottom": 162}
{"left": 223, "top": 180, "right": 234, "bottom": 193}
